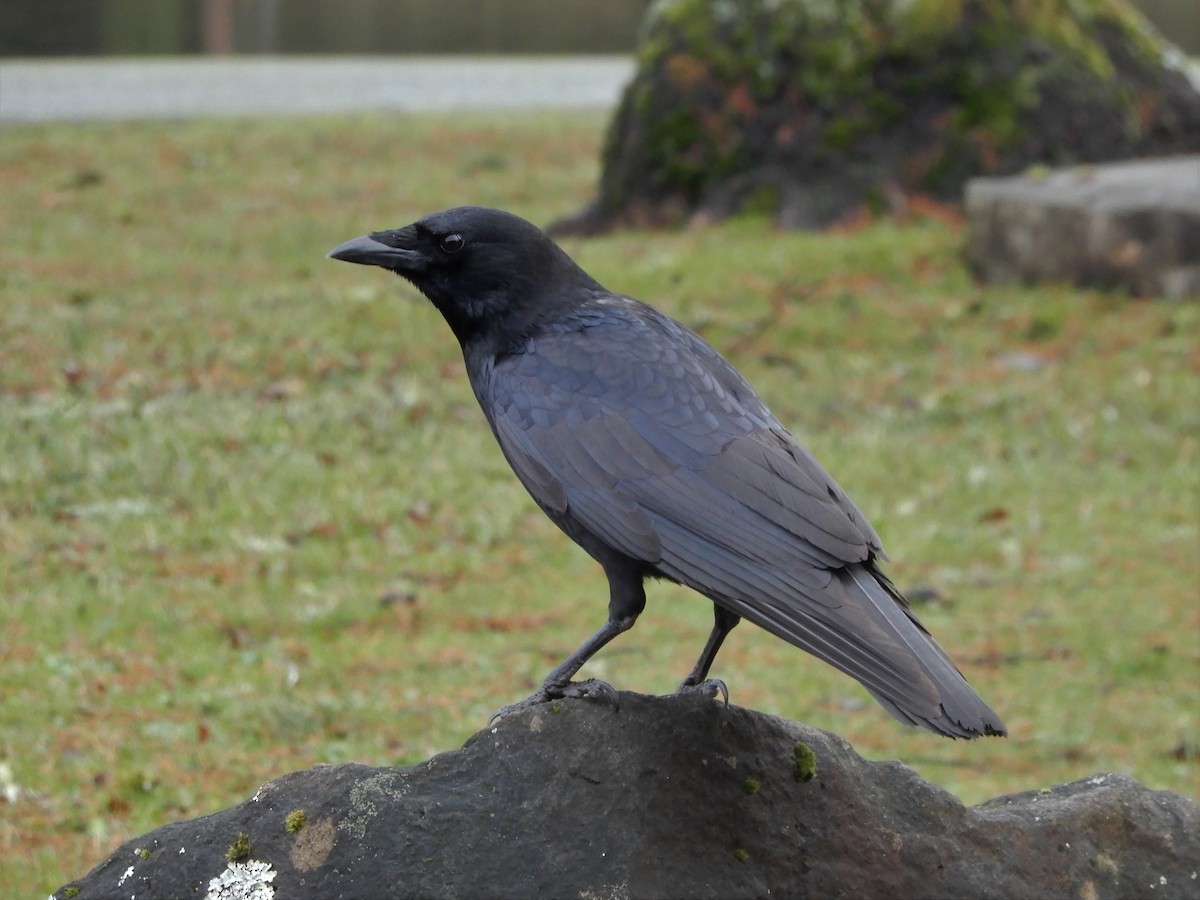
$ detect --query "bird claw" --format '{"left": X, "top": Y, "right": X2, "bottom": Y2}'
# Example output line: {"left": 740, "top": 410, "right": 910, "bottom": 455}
{"left": 488, "top": 678, "right": 620, "bottom": 724}
{"left": 561, "top": 678, "right": 621, "bottom": 709}
{"left": 676, "top": 677, "right": 730, "bottom": 705}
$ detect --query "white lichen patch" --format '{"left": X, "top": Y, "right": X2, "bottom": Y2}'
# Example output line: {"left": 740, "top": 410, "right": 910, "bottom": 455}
{"left": 205, "top": 859, "right": 277, "bottom": 900}
{"left": 578, "top": 882, "right": 631, "bottom": 900}
{"left": 338, "top": 771, "right": 410, "bottom": 840}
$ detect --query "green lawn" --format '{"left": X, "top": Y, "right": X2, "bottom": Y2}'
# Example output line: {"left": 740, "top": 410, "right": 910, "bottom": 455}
{"left": 1, "top": 111, "right": 1197, "bottom": 896}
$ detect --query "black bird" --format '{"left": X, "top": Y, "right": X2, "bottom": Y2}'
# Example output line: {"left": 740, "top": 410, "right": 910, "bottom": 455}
{"left": 328, "top": 206, "right": 1006, "bottom": 739}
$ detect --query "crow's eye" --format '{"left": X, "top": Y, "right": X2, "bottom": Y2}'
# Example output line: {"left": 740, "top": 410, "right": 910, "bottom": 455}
{"left": 440, "top": 233, "right": 465, "bottom": 254}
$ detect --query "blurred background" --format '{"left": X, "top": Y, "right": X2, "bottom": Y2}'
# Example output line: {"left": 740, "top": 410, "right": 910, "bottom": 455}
{"left": 3, "top": 1, "right": 1198, "bottom": 895}
{"left": 2, "top": 0, "right": 1197, "bottom": 56}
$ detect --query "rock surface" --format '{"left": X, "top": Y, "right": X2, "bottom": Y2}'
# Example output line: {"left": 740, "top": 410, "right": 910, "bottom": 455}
{"left": 56, "top": 693, "right": 1200, "bottom": 900}
{"left": 557, "top": 0, "right": 1200, "bottom": 235}
{"left": 965, "top": 155, "right": 1200, "bottom": 299}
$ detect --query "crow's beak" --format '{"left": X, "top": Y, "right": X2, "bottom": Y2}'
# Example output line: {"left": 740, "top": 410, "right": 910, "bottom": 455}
{"left": 327, "top": 229, "right": 425, "bottom": 273}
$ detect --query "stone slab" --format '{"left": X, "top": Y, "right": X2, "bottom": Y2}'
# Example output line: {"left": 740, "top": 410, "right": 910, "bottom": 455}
{"left": 965, "top": 156, "right": 1200, "bottom": 299}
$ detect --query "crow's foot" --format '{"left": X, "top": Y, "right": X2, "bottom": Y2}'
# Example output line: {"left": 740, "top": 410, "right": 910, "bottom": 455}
{"left": 489, "top": 678, "right": 620, "bottom": 723}
{"left": 675, "top": 677, "right": 730, "bottom": 705}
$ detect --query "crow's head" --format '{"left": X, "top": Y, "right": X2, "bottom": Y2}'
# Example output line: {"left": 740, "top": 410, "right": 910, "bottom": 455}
{"left": 329, "top": 206, "right": 600, "bottom": 344}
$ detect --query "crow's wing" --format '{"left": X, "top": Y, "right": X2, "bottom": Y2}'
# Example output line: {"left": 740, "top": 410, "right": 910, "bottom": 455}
{"left": 485, "top": 299, "right": 1002, "bottom": 737}
{"left": 488, "top": 301, "right": 878, "bottom": 564}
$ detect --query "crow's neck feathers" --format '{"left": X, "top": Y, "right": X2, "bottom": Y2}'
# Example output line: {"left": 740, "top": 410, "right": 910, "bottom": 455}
{"left": 429, "top": 244, "right": 605, "bottom": 359}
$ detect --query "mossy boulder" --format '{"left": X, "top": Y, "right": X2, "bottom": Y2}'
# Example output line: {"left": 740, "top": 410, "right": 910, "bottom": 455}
{"left": 555, "top": 0, "right": 1200, "bottom": 233}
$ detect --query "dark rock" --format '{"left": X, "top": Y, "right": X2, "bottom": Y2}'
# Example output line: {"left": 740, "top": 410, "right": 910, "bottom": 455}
{"left": 965, "top": 155, "right": 1200, "bottom": 298}
{"left": 554, "top": 0, "right": 1200, "bottom": 236}
{"left": 56, "top": 693, "right": 1200, "bottom": 900}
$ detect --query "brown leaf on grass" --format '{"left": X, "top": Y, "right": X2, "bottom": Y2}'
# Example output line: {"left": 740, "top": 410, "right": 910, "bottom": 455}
{"left": 286, "top": 521, "right": 338, "bottom": 545}
{"left": 1169, "top": 741, "right": 1198, "bottom": 762}
{"left": 428, "top": 645, "right": 474, "bottom": 667}
{"left": 219, "top": 624, "right": 249, "bottom": 650}
{"left": 185, "top": 360, "right": 247, "bottom": 393}
{"left": 207, "top": 562, "right": 240, "bottom": 586}
{"left": 905, "top": 193, "right": 966, "bottom": 228}
{"left": 314, "top": 355, "right": 364, "bottom": 380}
{"left": 406, "top": 501, "right": 433, "bottom": 526}
{"left": 909, "top": 253, "right": 946, "bottom": 282}
{"left": 813, "top": 271, "right": 887, "bottom": 296}
{"left": 978, "top": 507, "right": 1010, "bottom": 523}
{"left": 62, "top": 361, "right": 87, "bottom": 390}
{"left": 963, "top": 637, "right": 1012, "bottom": 669}
{"left": 259, "top": 377, "right": 305, "bottom": 401}
{"left": 825, "top": 204, "right": 874, "bottom": 235}
{"left": 155, "top": 558, "right": 243, "bottom": 585}
{"left": 1061, "top": 746, "right": 1094, "bottom": 763}
{"left": 446, "top": 612, "right": 560, "bottom": 634}
{"left": 378, "top": 593, "right": 423, "bottom": 632}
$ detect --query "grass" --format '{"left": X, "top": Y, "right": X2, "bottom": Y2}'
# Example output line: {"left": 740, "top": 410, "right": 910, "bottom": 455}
{"left": 2, "top": 110, "right": 1197, "bottom": 895}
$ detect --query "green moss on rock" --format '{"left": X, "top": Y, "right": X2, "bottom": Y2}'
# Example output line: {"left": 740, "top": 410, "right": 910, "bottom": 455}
{"left": 225, "top": 832, "right": 252, "bottom": 863}
{"left": 560, "top": 0, "right": 1199, "bottom": 235}
{"left": 793, "top": 741, "right": 817, "bottom": 782}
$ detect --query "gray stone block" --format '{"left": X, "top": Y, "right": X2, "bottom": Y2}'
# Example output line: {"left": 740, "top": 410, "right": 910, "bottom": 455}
{"left": 965, "top": 156, "right": 1200, "bottom": 299}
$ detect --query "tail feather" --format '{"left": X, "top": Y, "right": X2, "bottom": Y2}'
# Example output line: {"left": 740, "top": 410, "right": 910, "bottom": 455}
{"left": 839, "top": 564, "right": 1007, "bottom": 739}
{"left": 652, "top": 515, "right": 1006, "bottom": 738}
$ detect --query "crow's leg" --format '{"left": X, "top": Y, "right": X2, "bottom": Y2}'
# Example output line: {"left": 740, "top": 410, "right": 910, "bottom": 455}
{"left": 490, "top": 565, "right": 645, "bottom": 721}
{"left": 676, "top": 603, "right": 740, "bottom": 703}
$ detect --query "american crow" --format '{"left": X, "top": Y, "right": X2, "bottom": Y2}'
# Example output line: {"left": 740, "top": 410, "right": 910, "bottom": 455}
{"left": 329, "top": 206, "right": 1006, "bottom": 739}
